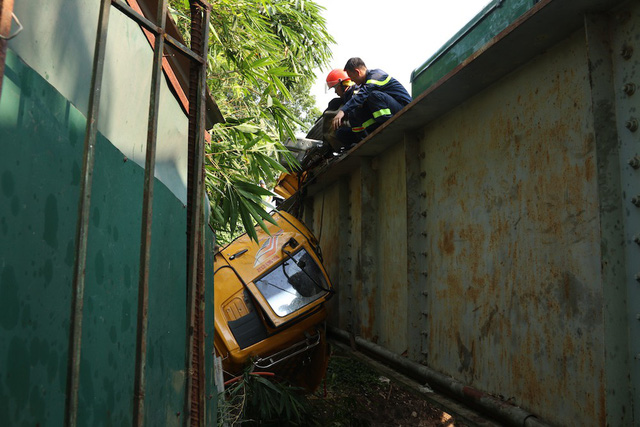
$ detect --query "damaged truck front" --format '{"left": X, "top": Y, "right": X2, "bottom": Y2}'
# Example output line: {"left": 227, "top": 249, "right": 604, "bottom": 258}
{"left": 213, "top": 210, "right": 334, "bottom": 391}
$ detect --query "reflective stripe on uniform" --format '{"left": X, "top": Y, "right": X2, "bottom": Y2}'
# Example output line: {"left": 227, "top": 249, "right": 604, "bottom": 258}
{"left": 372, "top": 108, "right": 391, "bottom": 118}
{"left": 352, "top": 118, "right": 377, "bottom": 132}
{"left": 366, "top": 75, "right": 391, "bottom": 86}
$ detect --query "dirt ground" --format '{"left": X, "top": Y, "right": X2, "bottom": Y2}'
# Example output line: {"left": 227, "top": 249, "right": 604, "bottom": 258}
{"left": 306, "top": 344, "right": 461, "bottom": 427}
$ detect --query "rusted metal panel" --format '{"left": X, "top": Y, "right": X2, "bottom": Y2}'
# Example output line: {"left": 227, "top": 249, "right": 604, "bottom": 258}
{"left": 313, "top": 184, "right": 341, "bottom": 326}
{"left": 420, "top": 31, "right": 604, "bottom": 425}
{"left": 303, "top": 0, "right": 637, "bottom": 425}
{"left": 405, "top": 133, "right": 429, "bottom": 362}
{"left": 376, "top": 144, "right": 408, "bottom": 355}
{"left": 584, "top": 12, "right": 634, "bottom": 426}
{"left": 348, "top": 170, "right": 362, "bottom": 342}
{"left": 358, "top": 159, "right": 378, "bottom": 341}
{"left": 337, "top": 177, "right": 353, "bottom": 332}
{"left": 607, "top": 3, "right": 640, "bottom": 419}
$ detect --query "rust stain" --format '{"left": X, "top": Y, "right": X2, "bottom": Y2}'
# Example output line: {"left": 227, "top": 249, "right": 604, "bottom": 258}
{"left": 456, "top": 332, "right": 475, "bottom": 378}
{"left": 438, "top": 228, "right": 455, "bottom": 255}
{"left": 584, "top": 155, "right": 594, "bottom": 182}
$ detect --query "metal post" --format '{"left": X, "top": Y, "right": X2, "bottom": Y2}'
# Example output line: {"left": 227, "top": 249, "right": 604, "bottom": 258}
{"left": 65, "top": 1, "right": 111, "bottom": 425}
{"left": 186, "top": 2, "right": 210, "bottom": 425}
{"left": 132, "top": 0, "right": 168, "bottom": 425}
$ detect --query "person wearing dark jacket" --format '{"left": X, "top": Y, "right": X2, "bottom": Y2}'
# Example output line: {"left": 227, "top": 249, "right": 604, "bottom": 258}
{"left": 331, "top": 57, "right": 412, "bottom": 139}
{"left": 324, "top": 68, "right": 358, "bottom": 149}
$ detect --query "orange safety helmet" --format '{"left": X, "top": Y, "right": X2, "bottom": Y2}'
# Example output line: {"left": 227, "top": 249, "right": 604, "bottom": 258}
{"left": 326, "top": 69, "right": 350, "bottom": 90}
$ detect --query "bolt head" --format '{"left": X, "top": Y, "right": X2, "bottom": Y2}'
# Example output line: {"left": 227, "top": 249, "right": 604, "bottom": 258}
{"left": 623, "top": 83, "right": 637, "bottom": 96}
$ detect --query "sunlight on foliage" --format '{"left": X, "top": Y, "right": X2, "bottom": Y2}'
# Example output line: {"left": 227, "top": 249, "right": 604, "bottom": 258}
{"left": 170, "top": 0, "right": 334, "bottom": 244}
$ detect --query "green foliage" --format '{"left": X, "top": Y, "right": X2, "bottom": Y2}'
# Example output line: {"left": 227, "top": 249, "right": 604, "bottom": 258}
{"left": 219, "top": 368, "right": 314, "bottom": 426}
{"left": 170, "top": 0, "right": 334, "bottom": 244}
{"left": 323, "top": 355, "right": 380, "bottom": 394}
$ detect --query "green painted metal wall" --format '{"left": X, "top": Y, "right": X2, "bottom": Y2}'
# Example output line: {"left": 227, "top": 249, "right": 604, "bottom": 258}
{"left": 9, "top": 0, "right": 192, "bottom": 203}
{"left": 0, "top": 47, "right": 196, "bottom": 425}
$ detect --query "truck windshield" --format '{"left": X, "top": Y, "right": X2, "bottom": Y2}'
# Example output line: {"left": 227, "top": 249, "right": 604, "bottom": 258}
{"left": 254, "top": 249, "right": 328, "bottom": 317}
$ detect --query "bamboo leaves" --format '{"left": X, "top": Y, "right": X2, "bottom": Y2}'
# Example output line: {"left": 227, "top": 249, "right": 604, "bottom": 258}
{"left": 170, "top": 0, "right": 334, "bottom": 243}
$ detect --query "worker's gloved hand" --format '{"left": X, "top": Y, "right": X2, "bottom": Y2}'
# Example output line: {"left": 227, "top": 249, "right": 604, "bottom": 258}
{"left": 332, "top": 110, "right": 345, "bottom": 131}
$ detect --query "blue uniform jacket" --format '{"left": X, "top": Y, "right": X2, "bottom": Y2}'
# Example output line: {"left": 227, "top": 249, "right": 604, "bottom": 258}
{"left": 339, "top": 69, "right": 412, "bottom": 117}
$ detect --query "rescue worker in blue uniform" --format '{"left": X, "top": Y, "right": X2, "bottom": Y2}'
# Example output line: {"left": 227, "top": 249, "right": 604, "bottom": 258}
{"left": 331, "top": 57, "right": 412, "bottom": 139}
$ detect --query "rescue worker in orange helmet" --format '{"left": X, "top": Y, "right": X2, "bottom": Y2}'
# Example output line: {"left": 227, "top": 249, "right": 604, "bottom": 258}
{"left": 324, "top": 69, "right": 359, "bottom": 149}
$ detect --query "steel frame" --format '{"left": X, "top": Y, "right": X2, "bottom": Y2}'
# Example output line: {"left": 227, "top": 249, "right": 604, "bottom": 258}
{"left": 64, "top": 1, "right": 211, "bottom": 425}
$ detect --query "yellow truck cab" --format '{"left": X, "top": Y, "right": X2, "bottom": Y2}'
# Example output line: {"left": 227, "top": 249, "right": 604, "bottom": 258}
{"left": 214, "top": 210, "right": 334, "bottom": 391}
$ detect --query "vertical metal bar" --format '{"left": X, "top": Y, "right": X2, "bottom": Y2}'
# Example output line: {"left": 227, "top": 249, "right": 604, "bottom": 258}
{"left": 586, "top": 9, "right": 640, "bottom": 424}
{"left": 0, "top": 0, "right": 15, "bottom": 98}
{"left": 65, "top": 1, "right": 111, "bottom": 425}
{"left": 337, "top": 177, "right": 352, "bottom": 334}
{"left": 404, "top": 132, "right": 427, "bottom": 362}
{"left": 584, "top": 13, "right": 632, "bottom": 426}
{"left": 197, "top": 7, "right": 210, "bottom": 425}
{"left": 132, "top": 0, "right": 168, "bottom": 425}
{"left": 359, "top": 158, "right": 378, "bottom": 339}
{"left": 186, "top": 2, "right": 210, "bottom": 425}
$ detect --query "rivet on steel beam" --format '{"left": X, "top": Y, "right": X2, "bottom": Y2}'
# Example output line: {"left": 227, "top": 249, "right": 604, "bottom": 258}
{"left": 621, "top": 45, "right": 633, "bottom": 60}
{"left": 625, "top": 118, "right": 638, "bottom": 132}
{"left": 636, "top": 314, "right": 640, "bottom": 321}
{"left": 420, "top": 152, "right": 426, "bottom": 159}
{"left": 421, "top": 232, "right": 427, "bottom": 237}
{"left": 623, "top": 83, "right": 636, "bottom": 96}
{"left": 421, "top": 211, "right": 427, "bottom": 217}
{"left": 123, "top": 156, "right": 128, "bottom": 162}
{"left": 632, "top": 196, "right": 640, "bottom": 207}
{"left": 420, "top": 330, "right": 428, "bottom": 336}
{"left": 420, "top": 172, "right": 427, "bottom": 178}
{"left": 629, "top": 156, "right": 640, "bottom": 169}
{"left": 420, "top": 192, "right": 427, "bottom": 198}
{"left": 347, "top": 257, "right": 352, "bottom": 261}
{"left": 421, "top": 252, "right": 428, "bottom": 256}
{"left": 347, "top": 216, "right": 352, "bottom": 220}
{"left": 421, "top": 271, "right": 428, "bottom": 277}
{"left": 422, "top": 291, "right": 429, "bottom": 296}
{"left": 421, "top": 351, "right": 429, "bottom": 356}
{"left": 421, "top": 311, "right": 429, "bottom": 316}
{"left": 635, "top": 353, "right": 640, "bottom": 360}
{"left": 635, "top": 273, "right": 640, "bottom": 283}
